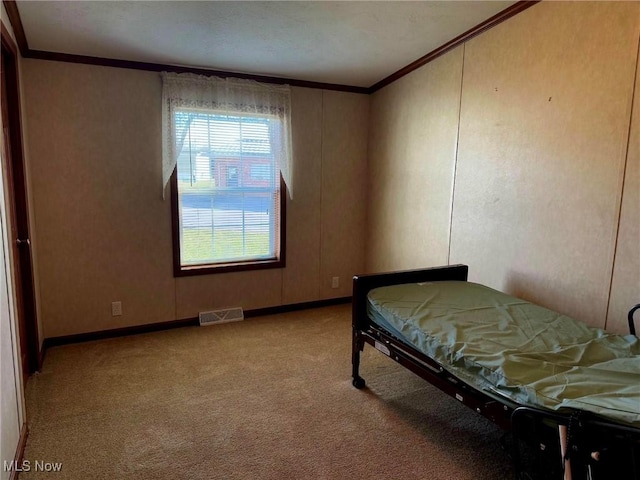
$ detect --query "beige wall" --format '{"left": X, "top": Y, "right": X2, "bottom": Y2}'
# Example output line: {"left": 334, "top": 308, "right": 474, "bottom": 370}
{"left": 14, "top": 1, "right": 640, "bottom": 340}
{"left": 22, "top": 64, "right": 176, "bottom": 338}
{"left": 451, "top": 1, "right": 639, "bottom": 329}
{"left": 281, "top": 88, "right": 322, "bottom": 305}
{"left": 367, "top": 1, "right": 640, "bottom": 333}
{"left": 320, "top": 91, "right": 369, "bottom": 298}
{"left": 21, "top": 60, "right": 369, "bottom": 338}
{"left": 607, "top": 44, "right": 640, "bottom": 333}
{"left": 367, "top": 48, "right": 463, "bottom": 273}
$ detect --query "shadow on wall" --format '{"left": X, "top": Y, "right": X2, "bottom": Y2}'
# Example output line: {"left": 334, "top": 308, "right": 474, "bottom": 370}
{"left": 504, "top": 271, "right": 633, "bottom": 335}
{"left": 504, "top": 271, "right": 640, "bottom": 335}
{"left": 505, "top": 271, "right": 639, "bottom": 334}
{"left": 503, "top": 272, "right": 576, "bottom": 321}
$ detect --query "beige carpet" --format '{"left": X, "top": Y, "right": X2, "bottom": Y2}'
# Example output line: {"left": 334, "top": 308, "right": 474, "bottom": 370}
{"left": 22, "top": 304, "right": 513, "bottom": 479}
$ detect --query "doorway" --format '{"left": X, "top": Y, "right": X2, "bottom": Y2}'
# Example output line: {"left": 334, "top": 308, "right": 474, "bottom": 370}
{"left": 1, "top": 24, "right": 40, "bottom": 380}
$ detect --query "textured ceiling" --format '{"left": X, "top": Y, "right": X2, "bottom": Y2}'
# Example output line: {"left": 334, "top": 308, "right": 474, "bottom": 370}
{"left": 15, "top": 1, "right": 516, "bottom": 88}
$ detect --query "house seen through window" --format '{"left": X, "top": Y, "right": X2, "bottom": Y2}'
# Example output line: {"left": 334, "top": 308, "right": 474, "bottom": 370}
{"left": 175, "top": 110, "right": 283, "bottom": 272}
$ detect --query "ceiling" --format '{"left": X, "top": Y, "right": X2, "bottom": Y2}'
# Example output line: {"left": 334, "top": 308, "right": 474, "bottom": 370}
{"left": 14, "top": 1, "right": 516, "bottom": 88}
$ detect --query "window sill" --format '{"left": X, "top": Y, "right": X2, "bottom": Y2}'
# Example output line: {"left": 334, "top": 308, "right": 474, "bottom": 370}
{"left": 174, "top": 257, "right": 285, "bottom": 277}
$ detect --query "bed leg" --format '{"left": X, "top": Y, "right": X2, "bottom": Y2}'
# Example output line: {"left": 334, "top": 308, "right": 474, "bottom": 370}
{"left": 352, "top": 328, "right": 366, "bottom": 389}
{"left": 559, "top": 425, "right": 573, "bottom": 480}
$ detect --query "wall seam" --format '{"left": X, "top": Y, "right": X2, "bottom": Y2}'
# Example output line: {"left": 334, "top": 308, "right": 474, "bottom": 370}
{"left": 319, "top": 90, "right": 325, "bottom": 299}
{"left": 603, "top": 28, "right": 640, "bottom": 330}
{"left": 447, "top": 44, "right": 465, "bottom": 265}
{"left": 362, "top": 95, "right": 372, "bottom": 273}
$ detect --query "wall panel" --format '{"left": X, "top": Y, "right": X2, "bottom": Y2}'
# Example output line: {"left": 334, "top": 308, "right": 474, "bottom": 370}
{"left": 320, "top": 91, "right": 369, "bottom": 297}
{"left": 367, "top": 49, "right": 463, "bottom": 273}
{"left": 281, "top": 87, "right": 322, "bottom": 305}
{"left": 22, "top": 62, "right": 178, "bottom": 338}
{"left": 450, "top": 2, "right": 640, "bottom": 328}
{"left": 175, "top": 269, "right": 283, "bottom": 319}
{"left": 607, "top": 45, "right": 640, "bottom": 334}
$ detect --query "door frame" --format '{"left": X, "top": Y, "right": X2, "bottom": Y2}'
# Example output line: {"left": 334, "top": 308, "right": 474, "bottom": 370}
{"left": 1, "top": 21, "right": 40, "bottom": 376}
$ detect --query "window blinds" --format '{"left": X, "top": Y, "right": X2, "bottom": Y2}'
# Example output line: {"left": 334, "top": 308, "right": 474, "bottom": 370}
{"left": 176, "top": 111, "right": 280, "bottom": 266}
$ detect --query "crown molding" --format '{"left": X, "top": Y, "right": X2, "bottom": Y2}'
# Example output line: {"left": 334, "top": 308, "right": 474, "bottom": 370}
{"left": 368, "top": 1, "right": 541, "bottom": 93}
{"left": 3, "top": 0, "right": 539, "bottom": 94}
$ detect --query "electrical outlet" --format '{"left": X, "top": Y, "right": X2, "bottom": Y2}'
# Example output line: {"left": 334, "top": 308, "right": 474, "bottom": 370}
{"left": 331, "top": 277, "right": 340, "bottom": 289}
{"left": 111, "top": 301, "right": 122, "bottom": 317}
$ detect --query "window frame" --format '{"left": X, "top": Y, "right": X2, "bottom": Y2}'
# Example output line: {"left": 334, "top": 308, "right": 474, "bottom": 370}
{"left": 170, "top": 167, "right": 286, "bottom": 278}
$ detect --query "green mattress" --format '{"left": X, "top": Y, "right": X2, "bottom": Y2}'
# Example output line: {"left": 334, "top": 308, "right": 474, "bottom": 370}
{"left": 367, "top": 281, "right": 640, "bottom": 427}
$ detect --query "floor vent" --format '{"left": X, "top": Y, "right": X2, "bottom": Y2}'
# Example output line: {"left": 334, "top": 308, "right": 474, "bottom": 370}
{"left": 199, "top": 307, "right": 244, "bottom": 326}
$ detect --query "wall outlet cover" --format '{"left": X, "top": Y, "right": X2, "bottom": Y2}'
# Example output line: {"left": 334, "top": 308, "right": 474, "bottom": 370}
{"left": 111, "top": 301, "right": 122, "bottom": 316}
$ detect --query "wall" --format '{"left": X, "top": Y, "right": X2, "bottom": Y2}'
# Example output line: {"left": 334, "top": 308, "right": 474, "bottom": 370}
{"left": 14, "top": 1, "right": 640, "bottom": 339}
{"left": 21, "top": 60, "right": 369, "bottom": 338}
{"left": 0, "top": 7, "right": 26, "bottom": 478}
{"left": 367, "top": 47, "right": 463, "bottom": 272}
{"left": 607, "top": 44, "right": 640, "bottom": 334}
{"left": 367, "top": 1, "right": 640, "bottom": 333}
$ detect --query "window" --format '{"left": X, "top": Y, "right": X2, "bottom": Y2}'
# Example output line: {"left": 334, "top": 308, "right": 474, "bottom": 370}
{"left": 162, "top": 73, "right": 291, "bottom": 276}
{"left": 172, "top": 111, "right": 285, "bottom": 274}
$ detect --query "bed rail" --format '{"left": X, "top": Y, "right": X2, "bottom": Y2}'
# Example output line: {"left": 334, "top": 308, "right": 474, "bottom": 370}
{"left": 351, "top": 264, "right": 468, "bottom": 389}
{"left": 629, "top": 304, "right": 640, "bottom": 336}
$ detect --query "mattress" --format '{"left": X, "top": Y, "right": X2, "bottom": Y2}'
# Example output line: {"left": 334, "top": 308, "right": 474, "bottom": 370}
{"left": 367, "top": 281, "right": 640, "bottom": 427}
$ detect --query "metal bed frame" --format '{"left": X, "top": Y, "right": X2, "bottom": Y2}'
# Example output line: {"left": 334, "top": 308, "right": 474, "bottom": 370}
{"left": 351, "top": 264, "right": 640, "bottom": 479}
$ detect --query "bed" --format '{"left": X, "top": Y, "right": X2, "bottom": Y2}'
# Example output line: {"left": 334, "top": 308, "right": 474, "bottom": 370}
{"left": 351, "top": 264, "right": 640, "bottom": 480}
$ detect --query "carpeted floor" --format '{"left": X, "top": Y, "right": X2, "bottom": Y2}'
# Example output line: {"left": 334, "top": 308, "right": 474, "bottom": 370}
{"left": 22, "top": 304, "right": 513, "bottom": 479}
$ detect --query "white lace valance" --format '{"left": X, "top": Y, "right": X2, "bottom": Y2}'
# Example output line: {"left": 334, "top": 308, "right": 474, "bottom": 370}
{"left": 161, "top": 72, "right": 293, "bottom": 198}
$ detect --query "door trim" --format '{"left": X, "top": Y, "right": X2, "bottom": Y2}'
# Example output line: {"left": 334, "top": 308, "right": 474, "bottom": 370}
{"left": 1, "top": 21, "right": 40, "bottom": 374}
